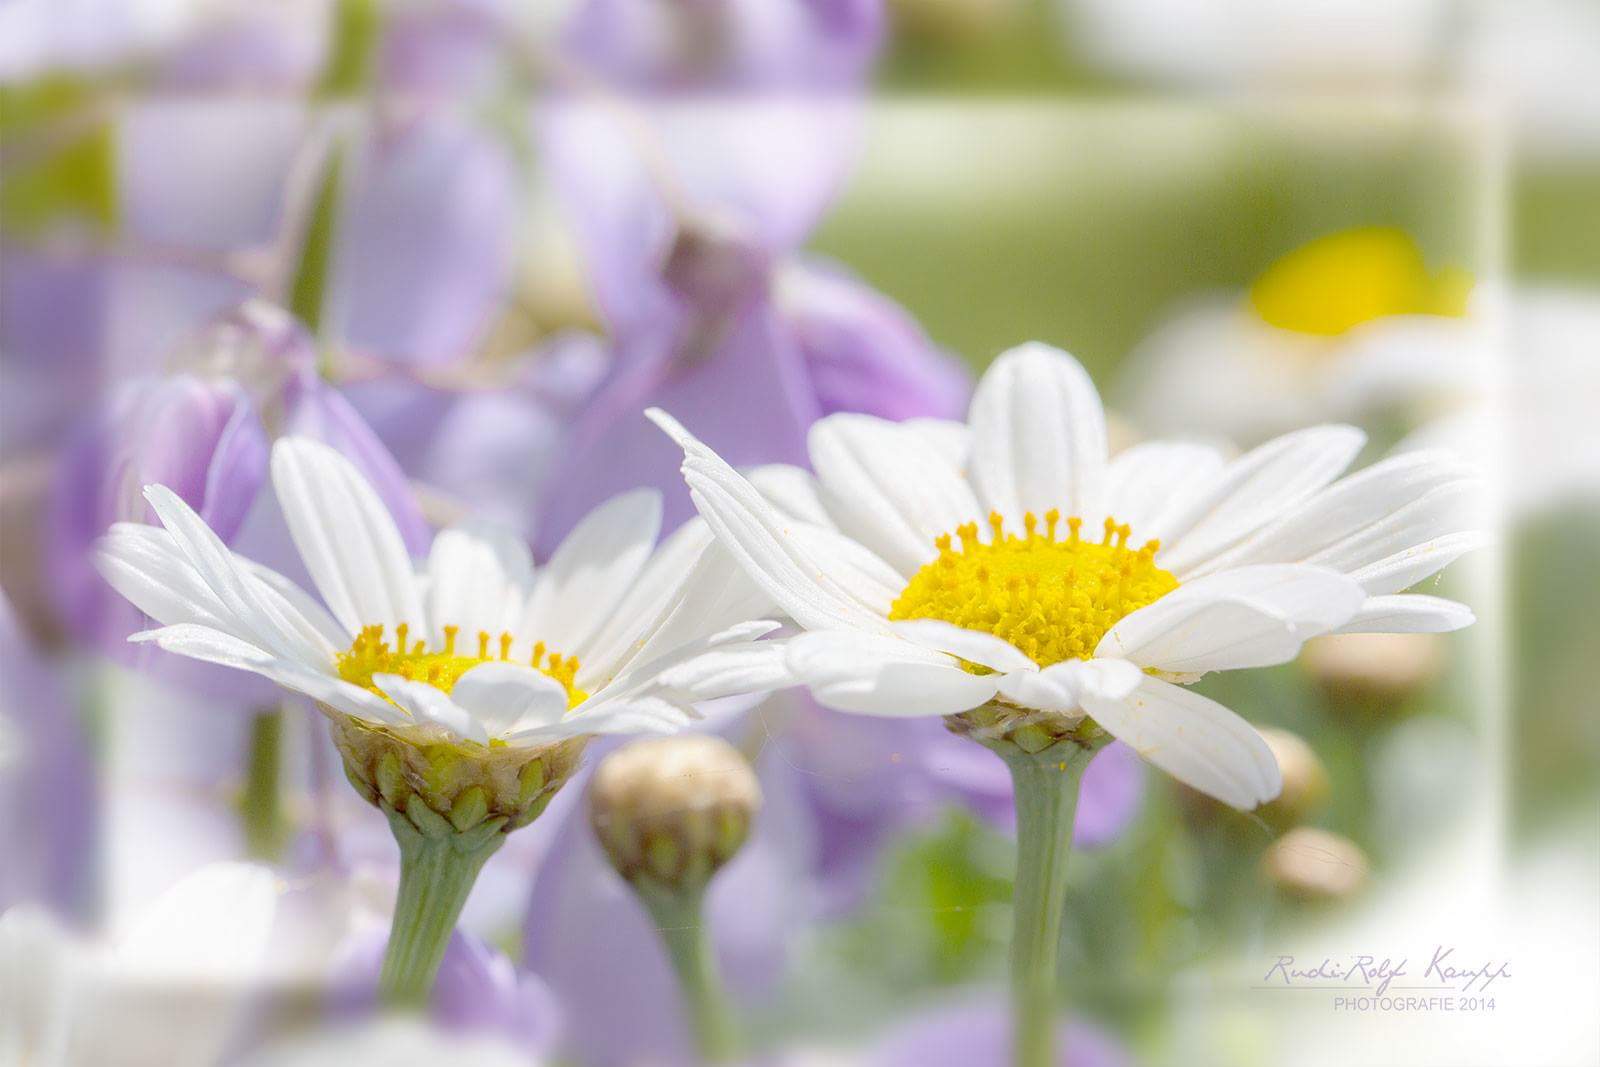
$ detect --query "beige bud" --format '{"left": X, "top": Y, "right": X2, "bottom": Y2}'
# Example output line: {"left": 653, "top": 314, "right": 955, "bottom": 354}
{"left": 1300, "top": 632, "right": 1446, "bottom": 706}
{"left": 589, "top": 736, "right": 762, "bottom": 893}
{"left": 1257, "top": 728, "right": 1330, "bottom": 828}
{"left": 1262, "top": 827, "right": 1369, "bottom": 901}
{"left": 328, "top": 712, "right": 586, "bottom": 838}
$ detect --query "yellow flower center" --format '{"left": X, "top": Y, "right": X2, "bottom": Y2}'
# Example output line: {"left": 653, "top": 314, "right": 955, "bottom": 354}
{"left": 337, "top": 623, "right": 588, "bottom": 709}
{"left": 1248, "top": 226, "right": 1472, "bottom": 337}
{"left": 889, "top": 511, "right": 1178, "bottom": 668}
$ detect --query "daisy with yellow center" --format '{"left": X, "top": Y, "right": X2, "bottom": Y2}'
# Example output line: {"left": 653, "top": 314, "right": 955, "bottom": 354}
{"left": 654, "top": 343, "right": 1480, "bottom": 806}
{"left": 654, "top": 341, "right": 1482, "bottom": 1067}
{"left": 1121, "top": 226, "right": 1485, "bottom": 443}
{"left": 94, "top": 436, "right": 783, "bottom": 1003}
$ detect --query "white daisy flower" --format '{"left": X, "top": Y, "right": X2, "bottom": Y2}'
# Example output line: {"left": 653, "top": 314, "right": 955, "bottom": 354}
{"left": 1118, "top": 226, "right": 1488, "bottom": 445}
{"left": 652, "top": 341, "right": 1484, "bottom": 810}
{"left": 94, "top": 435, "right": 781, "bottom": 829}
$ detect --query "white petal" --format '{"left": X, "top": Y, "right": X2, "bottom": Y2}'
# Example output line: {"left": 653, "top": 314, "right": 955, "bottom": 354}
{"left": 786, "top": 630, "right": 998, "bottom": 716}
{"left": 141, "top": 486, "right": 338, "bottom": 667}
{"left": 426, "top": 521, "right": 533, "bottom": 647}
{"left": 241, "top": 559, "right": 346, "bottom": 650}
{"left": 1081, "top": 676, "right": 1281, "bottom": 810}
{"left": 892, "top": 619, "right": 1036, "bottom": 672}
{"left": 903, "top": 417, "right": 970, "bottom": 471}
{"left": 807, "top": 413, "right": 983, "bottom": 575}
{"left": 657, "top": 640, "right": 791, "bottom": 700}
{"left": 787, "top": 521, "right": 903, "bottom": 616}
{"left": 968, "top": 342, "right": 1108, "bottom": 523}
{"left": 576, "top": 519, "right": 716, "bottom": 686}
{"left": 746, "top": 464, "right": 831, "bottom": 527}
{"left": 506, "top": 696, "right": 694, "bottom": 743}
{"left": 371, "top": 674, "right": 488, "bottom": 744}
{"left": 1102, "top": 440, "right": 1227, "bottom": 544}
{"left": 1346, "top": 531, "right": 1491, "bottom": 595}
{"left": 1333, "top": 594, "right": 1475, "bottom": 634}
{"left": 1156, "top": 425, "right": 1366, "bottom": 575}
{"left": 1098, "top": 564, "right": 1365, "bottom": 673}
{"left": 270, "top": 437, "right": 424, "bottom": 636}
{"left": 131, "top": 623, "right": 407, "bottom": 726}
{"left": 448, "top": 661, "right": 572, "bottom": 738}
{"left": 1194, "top": 452, "right": 1482, "bottom": 579}
{"left": 649, "top": 408, "right": 890, "bottom": 634}
{"left": 522, "top": 489, "right": 661, "bottom": 656}
{"left": 995, "top": 669, "right": 1076, "bottom": 712}
{"left": 96, "top": 523, "right": 234, "bottom": 631}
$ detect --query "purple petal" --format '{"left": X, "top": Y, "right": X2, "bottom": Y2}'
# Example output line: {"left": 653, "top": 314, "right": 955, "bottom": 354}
{"left": 869, "top": 999, "right": 1132, "bottom": 1067}
{"left": 334, "top": 115, "right": 519, "bottom": 368}
{"left": 0, "top": 591, "right": 97, "bottom": 917}
{"left": 778, "top": 257, "right": 972, "bottom": 422}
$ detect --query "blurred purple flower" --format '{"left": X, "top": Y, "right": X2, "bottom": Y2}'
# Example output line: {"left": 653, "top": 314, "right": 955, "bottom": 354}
{"left": 43, "top": 301, "right": 425, "bottom": 699}
{"left": 772, "top": 697, "right": 1144, "bottom": 915}
{"left": 558, "top": 0, "right": 884, "bottom": 91}
{"left": 0, "top": 591, "right": 97, "bottom": 917}
{"left": 333, "top": 114, "right": 520, "bottom": 369}
{"left": 530, "top": 99, "right": 970, "bottom": 544}
{"left": 332, "top": 924, "right": 561, "bottom": 1053}
{"left": 866, "top": 999, "right": 1133, "bottom": 1067}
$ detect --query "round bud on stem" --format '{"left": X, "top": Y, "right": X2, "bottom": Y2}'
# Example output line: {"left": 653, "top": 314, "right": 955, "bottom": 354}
{"left": 589, "top": 736, "right": 762, "bottom": 894}
{"left": 1301, "top": 632, "right": 1445, "bottom": 707}
{"left": 1257, "top": 728, "right": 1331, "bottom": 829}
{"left": 1262, "top": 827, "right": 1369, "bottom": 901}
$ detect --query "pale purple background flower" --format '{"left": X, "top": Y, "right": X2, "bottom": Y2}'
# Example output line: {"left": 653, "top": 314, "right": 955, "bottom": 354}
{"left": 866, "top": 999, "right": 1133, "bottom": 1067}
{"left": 0, "top": 592, "right": 97, "bottom": 918}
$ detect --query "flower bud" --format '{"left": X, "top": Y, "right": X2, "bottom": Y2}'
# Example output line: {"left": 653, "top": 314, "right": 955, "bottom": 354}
{"left": 588, "top": 736, "right": 762, "bottom": 894}
{"left": 329, "top": 715, "right": 586, "bottom": 837}
{"left": 1300, "top": 632, "right": 1445, "bottom": 706}
{"left": 1262, "top": 827, "right": 1368, "bottom": 901}
{"left": 1257, "top": 728, "right": 1330, "bottom": 829}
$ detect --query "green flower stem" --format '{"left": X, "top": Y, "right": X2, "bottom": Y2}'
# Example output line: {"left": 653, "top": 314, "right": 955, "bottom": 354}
{"left": 1003, "top": 744, "right": 1094, "bottom": 1067}
{"left": 636, "top": 881, "right": 739, "bottom": 1062}
{"left": 239, "top": 706, "right": 287, "bottom": 860}
{"left": 377, "top": 804, "right": 506, "bottom": 1006}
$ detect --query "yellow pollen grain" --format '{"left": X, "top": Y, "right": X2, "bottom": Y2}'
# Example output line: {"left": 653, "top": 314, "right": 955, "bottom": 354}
{"left": 889, "top": 511, "right": 1178, "bottom": 668}
{"left": 1249, "top": 226, "right": 1473, "bottom": 337}
{"left": 336, "top": 624, "right": 588, "bottom": 710}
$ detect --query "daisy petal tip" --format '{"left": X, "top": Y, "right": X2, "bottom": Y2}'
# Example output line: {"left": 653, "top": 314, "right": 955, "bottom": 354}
{"left": 644, "top": 407, "right": 692, "bottom": 447}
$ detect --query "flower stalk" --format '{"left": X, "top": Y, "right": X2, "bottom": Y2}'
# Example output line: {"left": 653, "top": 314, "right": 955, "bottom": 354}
{"left": 376, "top": 801, "right": 505, "bottom": 1006}
{"left": 636, "top": 880, "right": 740, "bottom": 1062}
{"left": 238, "top": 706, "right": 289, "bottom": 860}
{"left": 1001, "top": 741, "right": 1095, "bottom": 1067}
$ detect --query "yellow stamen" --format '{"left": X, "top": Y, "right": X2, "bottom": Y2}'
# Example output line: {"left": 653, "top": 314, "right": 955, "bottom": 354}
{"left": 1249, "top": 226, "right": 1472, "bottom": 337}
{"left": 337, "top": 624, "right": 588, "bottom": 711}
{"left": 890, "top": 511, "right": 1177, "bottom": 668}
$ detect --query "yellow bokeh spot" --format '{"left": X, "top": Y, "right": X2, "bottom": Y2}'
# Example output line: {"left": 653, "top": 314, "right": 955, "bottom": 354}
{"left": 337, "top": 622, "right": 587, "bottom": 710}
{"left": 1249, "top": 227, "right": 1473, "bottom": 337}
{"left": 890, "top": 511, "right": 1179, "bottom": 668}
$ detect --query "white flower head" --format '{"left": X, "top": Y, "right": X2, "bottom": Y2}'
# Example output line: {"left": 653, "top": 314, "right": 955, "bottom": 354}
{"left": 95, "top": 437, "right": 785, "bottom": 824}
{"left": 1119, "top": 226, "right": 1489, "bottom": 444}
{"left": 653, "top": 341, "right": 1484, "bottom": 810}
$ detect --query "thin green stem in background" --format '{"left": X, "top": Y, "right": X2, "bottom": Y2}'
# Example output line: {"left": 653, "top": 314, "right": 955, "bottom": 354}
{"left": 1004, "top": 745, "right": 1094, "bottom": 1067}
{"left": 637, "top": 881, "right": 740, "bottom": 1062}
{"left": 238, "top": 706, "right": 288, "bottom": 860}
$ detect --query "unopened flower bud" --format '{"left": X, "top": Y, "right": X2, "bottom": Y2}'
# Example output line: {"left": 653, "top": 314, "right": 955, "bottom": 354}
{"left": 589, "top": 736, "right": 762, "bottom": 894}
{"left": 1300, "top": 632, "right": 1445, "bottom": 707}
{"left": 329, "top": 715, "right": 586, "bottom": 838}
{"left": 1262, "top": 827, "right": 1369, "bottom": 901}
{"left": 1257, "top": 728, "right": 1330, "bottom": 828}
